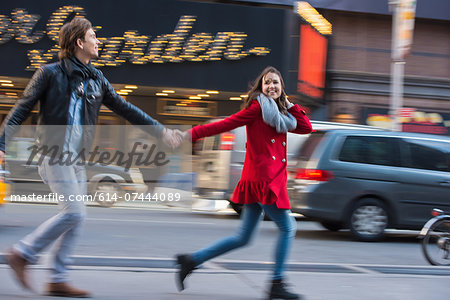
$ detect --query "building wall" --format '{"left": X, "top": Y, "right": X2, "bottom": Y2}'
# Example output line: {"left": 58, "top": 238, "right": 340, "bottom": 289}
{"left": 327, "top": 11, "right": 450, "bottom": 78}
{"left": 321, "top": 10, "right": 450, "bottom": 132}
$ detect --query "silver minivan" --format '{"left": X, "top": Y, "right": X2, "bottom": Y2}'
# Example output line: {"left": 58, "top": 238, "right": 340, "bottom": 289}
{"left": 193, "top": 120, "right": 382, "bottom": 213}
{"left": 287, "top": 130, "right": 450, "bottom": 241}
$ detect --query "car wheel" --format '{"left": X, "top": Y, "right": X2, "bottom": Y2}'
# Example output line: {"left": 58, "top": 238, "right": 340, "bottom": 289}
{"left": 320, "top": 221, "right": 343, "bottom": 232}
{"left": 94, "top": 181, "right": 121, "bottom": 208}
{"left": 349, "top": 198, "right": 388, "bottom": 242}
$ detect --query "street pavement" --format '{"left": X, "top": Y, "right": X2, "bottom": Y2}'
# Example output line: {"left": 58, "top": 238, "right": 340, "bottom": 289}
{"left": 0, "top": 255, "right": 449, "bottom": 300}
{"left": 1, "top": 202, "right": 450, "bottom": 299}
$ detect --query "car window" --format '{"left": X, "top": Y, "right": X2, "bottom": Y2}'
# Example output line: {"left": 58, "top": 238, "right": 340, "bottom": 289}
{"left": 399, "top": 138, "right": 449, "bottom": 172}
{"left": 201, "top": 135, "right": 219, "bottom": 151}
{"left": 297, "top": 132, "right": 325, "bottom": 161}
{"left": 192, "top": 138, "right": 204, "bottom": 154}
{"left": 287, "top": 132, "right": 309, "bottom": 156}
{"left": 5, "top": 138, "right": 37, "bottom": 161}
{"left": 195, "top": 119, "right": 225, "bottom": 151}
{"left": 233, "top": 127, "right": 246, "bottom": 152}
{"left": 339, "top": 136, "right": 396, "bottom": 166}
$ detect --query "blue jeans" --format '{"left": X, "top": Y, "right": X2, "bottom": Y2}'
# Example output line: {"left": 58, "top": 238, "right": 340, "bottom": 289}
{"left": 192, "top": 202, "right": 297, "bottom": 280}
{"left": 14, "top": 156, "right": 87, "bottom": 283}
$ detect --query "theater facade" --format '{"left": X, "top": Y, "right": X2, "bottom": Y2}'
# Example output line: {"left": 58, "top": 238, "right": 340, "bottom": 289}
{"left": 0, "top": 0, "right": 329, "bottom": 127}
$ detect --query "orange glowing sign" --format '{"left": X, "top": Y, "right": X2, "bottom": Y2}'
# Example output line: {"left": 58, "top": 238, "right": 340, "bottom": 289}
{"left": 297, "top": 25, "right": 328, "bottom": 99}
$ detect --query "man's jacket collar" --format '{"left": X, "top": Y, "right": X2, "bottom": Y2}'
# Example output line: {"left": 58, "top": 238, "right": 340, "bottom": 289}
{"left": 61, "top": 56, "right": 98, "bottom": 80}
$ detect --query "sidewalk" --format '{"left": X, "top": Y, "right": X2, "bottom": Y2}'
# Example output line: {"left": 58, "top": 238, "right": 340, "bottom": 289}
{"left": 0, "top": 257, "right": 449, "bottom": 300}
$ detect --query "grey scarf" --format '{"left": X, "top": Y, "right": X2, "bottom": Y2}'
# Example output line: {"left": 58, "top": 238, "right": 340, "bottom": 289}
{"left": 256, "top": 93, "right": 297, "bottom": 133}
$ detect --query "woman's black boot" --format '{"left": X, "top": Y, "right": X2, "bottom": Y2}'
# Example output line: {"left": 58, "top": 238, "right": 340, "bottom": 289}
{"left": 268, "top": 279, "right": 301, "bottom": 300}
{"left": 175, "top": 254, "right": 196, "bottom": 291}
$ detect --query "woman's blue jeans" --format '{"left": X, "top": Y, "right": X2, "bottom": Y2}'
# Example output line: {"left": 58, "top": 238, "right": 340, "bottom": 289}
{"left": 192, "top": 202, "right": 297, "bottom": 280}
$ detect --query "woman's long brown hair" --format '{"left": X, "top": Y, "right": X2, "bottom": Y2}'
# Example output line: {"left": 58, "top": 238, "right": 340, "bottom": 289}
{"left": 242, "top": 66, "right": 288, "bottom": 114}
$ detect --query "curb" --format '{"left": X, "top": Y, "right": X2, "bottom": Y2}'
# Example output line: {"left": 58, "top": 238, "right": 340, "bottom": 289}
{"left": 1, "top": 254, "right": 449, "bottom": 276}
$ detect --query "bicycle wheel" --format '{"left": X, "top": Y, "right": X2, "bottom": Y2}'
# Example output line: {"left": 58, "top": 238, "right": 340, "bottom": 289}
{"left": 421, "top": 218, "right": 450, "bottom": 266}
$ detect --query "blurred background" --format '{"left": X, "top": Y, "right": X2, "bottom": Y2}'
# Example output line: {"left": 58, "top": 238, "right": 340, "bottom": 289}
{"left": 0, "top": 1, "right": 449, "bottom": 298}
{"left": 0, "top": 0, "right": 448, "bottom": 131}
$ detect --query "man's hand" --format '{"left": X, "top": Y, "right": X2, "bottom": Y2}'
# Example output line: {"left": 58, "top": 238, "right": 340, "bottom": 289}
{"left": 0, "top": 150, "right": 4, "bottom": 162}
{"left": 172, "top": 129, "right": 186, "bottom": 145}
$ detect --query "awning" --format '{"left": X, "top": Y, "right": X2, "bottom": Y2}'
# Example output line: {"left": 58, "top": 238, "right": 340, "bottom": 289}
{"left": 232, "top": 0, "right": 450, "bottom": 21}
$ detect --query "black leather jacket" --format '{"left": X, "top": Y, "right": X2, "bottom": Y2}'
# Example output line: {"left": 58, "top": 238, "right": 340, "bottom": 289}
{"left": 0, "top": 57, "right": 164, "bottom": 152}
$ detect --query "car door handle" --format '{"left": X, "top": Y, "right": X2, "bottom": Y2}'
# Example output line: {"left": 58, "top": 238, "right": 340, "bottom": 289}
{"left": 439, "top": 180, "right": 450, "bottom": 186}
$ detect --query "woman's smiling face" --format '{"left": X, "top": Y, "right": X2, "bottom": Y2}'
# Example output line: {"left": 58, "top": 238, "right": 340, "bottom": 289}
{"left": 262, "top": 72, "right": 282, "bottom": 100}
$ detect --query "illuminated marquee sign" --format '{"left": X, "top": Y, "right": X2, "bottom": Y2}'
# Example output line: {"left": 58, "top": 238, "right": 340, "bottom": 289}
{"left": 0, "top": 6, "right": 271, "bottom": 71}
{"left": 295, "top": 1, "right": 332, "bottom": 35}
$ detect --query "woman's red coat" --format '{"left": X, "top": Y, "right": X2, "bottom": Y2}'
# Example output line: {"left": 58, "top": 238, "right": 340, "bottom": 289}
{"left": 190, "top": 100, "right": 312, "bottom": 209}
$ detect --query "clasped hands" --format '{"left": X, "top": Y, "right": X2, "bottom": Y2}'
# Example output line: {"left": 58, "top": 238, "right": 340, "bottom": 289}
{"left": 161, "top": 128, "right": 190, "bottom": 149}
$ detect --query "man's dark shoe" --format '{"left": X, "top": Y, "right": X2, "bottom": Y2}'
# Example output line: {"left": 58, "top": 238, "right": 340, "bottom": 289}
{"left": 268, "top": 279, "right": 301, "bottom": 300}
{"left": 46, "top": 282, "right": 91, "bottom": 298}
{"left": 5, "top": 248, "right": 32, "bottom": 291}
{"left": 175, "top": 254, "right": 197, "bottom": 291}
